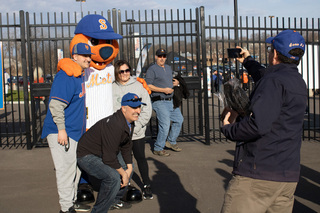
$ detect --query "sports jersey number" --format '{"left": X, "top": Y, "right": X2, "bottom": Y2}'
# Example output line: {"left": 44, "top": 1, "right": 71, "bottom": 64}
{"left": 99, "top": 19, "right": 108, "bottom": 30}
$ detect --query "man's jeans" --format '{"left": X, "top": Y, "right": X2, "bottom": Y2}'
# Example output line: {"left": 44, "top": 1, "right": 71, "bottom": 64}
{"left": 152, "top": 100, "right": 183, "bottom": 151}
{"left": 77, "top": 154, "right": 121, "bottom": 213}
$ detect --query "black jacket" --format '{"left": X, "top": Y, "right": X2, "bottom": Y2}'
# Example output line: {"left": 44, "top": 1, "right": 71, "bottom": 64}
{"left": 221, "top": 57, "right": 307, "bottom": 182}
{"left": 173, "top": 74, "right": 190, "bottom": 108}
{"left": 77, "top": 109, "right": 133, "bottom": 169}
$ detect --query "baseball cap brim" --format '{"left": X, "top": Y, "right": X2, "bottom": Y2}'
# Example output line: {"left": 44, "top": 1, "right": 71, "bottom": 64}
{"left": 82, "top": 32, "right": 123, "bottom": 40}
{"left": 125, "top": 101, "right": 146, "bottom": 108}
{"left": 265, "top": 37, "right": 274, "bottom": 44}
{"left": 156, "top": 53, "right": 166, "bottom": 56}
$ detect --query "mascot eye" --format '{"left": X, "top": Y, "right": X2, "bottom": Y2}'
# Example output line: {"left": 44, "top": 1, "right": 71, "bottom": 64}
{"left": 89, "top": 38, "right": 100, "bottom": 46}
{"left": 105, "top": 40, "right": 112, "bottom": 44}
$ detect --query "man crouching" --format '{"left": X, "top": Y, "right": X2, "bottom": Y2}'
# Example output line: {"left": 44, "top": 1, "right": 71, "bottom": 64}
{"left": 77, "top": 93, "right": 146, "bottom": 213}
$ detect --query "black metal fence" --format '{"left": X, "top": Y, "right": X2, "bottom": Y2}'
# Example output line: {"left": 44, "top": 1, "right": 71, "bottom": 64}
{"left": 201, "top": 8, "right": 320, "bottom": 143}
{"left": 0, "top": 11, "right": 31, "bottom": 149}
{"left": 0, "top": 7, "right": 319, "bottom": 149}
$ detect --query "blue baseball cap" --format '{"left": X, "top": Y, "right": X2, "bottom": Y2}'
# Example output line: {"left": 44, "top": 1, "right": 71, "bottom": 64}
{"left": 72, "top": 43, "right": 94, "bottom": 55}
{"left": 266, "top": 29, "right": 305, "bottom": 60}
{"left": 74, "top": 14, "right": 123, "bottom": 40}
{"left": 121, "top": 93, "right": 146, "bottom": 108}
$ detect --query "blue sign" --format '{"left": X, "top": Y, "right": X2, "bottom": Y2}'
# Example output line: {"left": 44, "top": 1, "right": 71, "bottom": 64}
{"left": 0, "top": 42, "right": 3, "bottom": 110}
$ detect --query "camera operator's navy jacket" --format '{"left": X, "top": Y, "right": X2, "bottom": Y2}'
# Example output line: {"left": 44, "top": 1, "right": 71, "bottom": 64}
{"left": 221, "top": 57, "right": 307, "bottom": 182}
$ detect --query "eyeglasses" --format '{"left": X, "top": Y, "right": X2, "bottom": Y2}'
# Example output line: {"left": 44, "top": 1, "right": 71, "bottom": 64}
{"left": 157, "top": 55, "right": 166, "bottom": 58}
{"left": 120, "top": 69, "right": 131, "bottom": 74}
{"left": 124, "top": 97, "right": 142, "bottom": 102}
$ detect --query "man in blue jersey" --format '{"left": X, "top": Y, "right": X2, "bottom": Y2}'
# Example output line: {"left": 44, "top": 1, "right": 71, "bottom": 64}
{"left": 42, "top": 43, "right": 93, "bottom": 213}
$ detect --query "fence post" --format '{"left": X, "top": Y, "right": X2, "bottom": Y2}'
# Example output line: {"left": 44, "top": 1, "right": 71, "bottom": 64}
{"left": 200, "top": 6, "right": 210, "bottom": 145}
{"left": 19, "top": 10, "right": 32, "bottom": 149}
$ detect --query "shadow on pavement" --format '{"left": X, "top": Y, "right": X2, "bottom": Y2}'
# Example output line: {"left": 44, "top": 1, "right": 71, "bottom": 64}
{"left": 148, "top": 157, "right": 201, "bottom": 213}
{"left": 293, "top": 164, "right": 320, "bottom": 213}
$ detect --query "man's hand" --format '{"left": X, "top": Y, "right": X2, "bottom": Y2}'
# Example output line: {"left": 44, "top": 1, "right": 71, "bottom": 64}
{"left": 236, "top": 46, "right": 250, "bottom": 63}
{"left": 57, "top": 129, "right": 68, "bottom": 146}
{"left": 120, "top": 173, "right": 129, "bottom": 188}
{"left": 148, "top": 84, "right": 173, "bottom": 94}
{"left": 223, "top": 112, "right": 231, "bottom": 126}
{"left": 173, "top": 78, "right": 180, "bottom": 87}
{"left": 163, "top": 87, "right": 174, "bottom": 94}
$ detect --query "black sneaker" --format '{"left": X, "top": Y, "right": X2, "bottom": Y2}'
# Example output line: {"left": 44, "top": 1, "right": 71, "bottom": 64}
{"left": 109, "top": 200, "right": 132, "bottom": 210}
{"left": 73, "top": 202, "right": 91, "bottom": 212}
{"left": 143, "top": 185, "right": 153, "bottom": 200}
{"left": 59, "top": 206, "right": 76, "bottom": 213}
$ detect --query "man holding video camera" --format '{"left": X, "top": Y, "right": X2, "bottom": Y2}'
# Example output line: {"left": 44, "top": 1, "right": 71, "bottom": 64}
{"left": 220, "top": 30, "right": 307, "bottom": 213}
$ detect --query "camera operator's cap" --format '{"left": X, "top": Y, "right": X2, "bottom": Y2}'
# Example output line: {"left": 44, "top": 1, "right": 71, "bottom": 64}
{"left": 74, "top": 14, "right": 123, "bottom": 40}
{"left": 72, "top": 43, "right": 95, "bottom": 55}
{"left": 156, "top": 48, "right": 167, "bottom": 56}
{"left": 266, "top": 29, "right": 305, "bottom": 60}
{"left": 121, "top": 93, "right": 146, "bottom": 108}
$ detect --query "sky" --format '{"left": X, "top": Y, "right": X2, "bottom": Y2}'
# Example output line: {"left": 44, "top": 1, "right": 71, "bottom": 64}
{"left": 2, "top": 0, "right": 319, "bottom": 20}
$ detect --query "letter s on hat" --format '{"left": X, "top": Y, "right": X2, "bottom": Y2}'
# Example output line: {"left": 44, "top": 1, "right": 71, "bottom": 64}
{"left": 99, "top": 19, "right": 108, "bottom": 30}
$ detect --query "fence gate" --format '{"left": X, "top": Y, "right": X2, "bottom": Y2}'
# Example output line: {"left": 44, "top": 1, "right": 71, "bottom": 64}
{"left": 117, "top": 8, "right": 204, "bottom": 141}
{"left": 200, "top": 7, "right": 320, "bottom": 142}
{"left": 0, "top": 10, "right": 31, "bottom": 149}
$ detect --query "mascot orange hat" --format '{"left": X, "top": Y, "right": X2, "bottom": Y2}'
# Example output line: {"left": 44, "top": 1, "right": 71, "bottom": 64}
{"left": 57, "top": 14, "right": 122, "bottom": 76}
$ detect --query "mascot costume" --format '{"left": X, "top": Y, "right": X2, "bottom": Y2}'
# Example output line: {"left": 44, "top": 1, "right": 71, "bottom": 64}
{"left": 57, "top": 14, "right": 149, "bottom": 205}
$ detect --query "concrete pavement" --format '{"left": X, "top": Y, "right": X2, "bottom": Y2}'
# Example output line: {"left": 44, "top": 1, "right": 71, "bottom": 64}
{"left": 1, "top": 139, "right": 320, "bottom": 213}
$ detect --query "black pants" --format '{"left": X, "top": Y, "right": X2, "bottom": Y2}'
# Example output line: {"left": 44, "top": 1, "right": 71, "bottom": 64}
{"left": 132, "top": 138, "right": 151, "bottom": 185}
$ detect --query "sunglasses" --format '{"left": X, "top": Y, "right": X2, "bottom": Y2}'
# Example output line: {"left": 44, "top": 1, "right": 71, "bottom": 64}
{"left": 120, "top": 69, "right": 131, "bottom": 74}
{"left": 124, "top": 97, "right": 142, "bottom": 102}
{"left": 267, "top": 46, "right": 273, "bottom": 53}
{"left": 157, "top": 55, "right": 166, "bottom": 58}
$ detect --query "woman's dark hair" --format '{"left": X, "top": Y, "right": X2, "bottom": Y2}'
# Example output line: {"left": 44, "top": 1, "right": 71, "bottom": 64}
{"left": 114, "top": 60, "right": 131, "bottom": 82}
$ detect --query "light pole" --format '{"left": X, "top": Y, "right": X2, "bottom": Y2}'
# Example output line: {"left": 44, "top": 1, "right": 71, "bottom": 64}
{"left": 269, "top": 16, "right": 275, "bottom": 26}
{"left": 234, "top": 0, "right": 239, "bottom": 79}
{"left": 234, "top": 0, "right": 239, "bottom": 46}
{"left": 76, "top": 0, "right": 86, "bottom": 14}
{"left": 269, "top": 16, "right": 274, "bottom": 37}
{"left": 126, "top": 19, "right": 135, "bottom": 66}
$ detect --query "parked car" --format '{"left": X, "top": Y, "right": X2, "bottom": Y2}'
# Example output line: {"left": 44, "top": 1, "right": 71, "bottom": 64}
{"left": 17, "top": 76, "right": 30, "bottom": 86}
{"left": 11, "top": 76, "right": 18, "bottom": 84}
{"left": 211, "top": 65, "right": 224, "bottom": 73}
{"left": 45, "top": 74, "right": 53, "bottom": 83}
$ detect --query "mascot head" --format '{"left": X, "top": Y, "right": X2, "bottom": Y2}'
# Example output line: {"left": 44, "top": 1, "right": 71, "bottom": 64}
{"left": 70, "top": 14, "right": 122, "bottom": 70}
